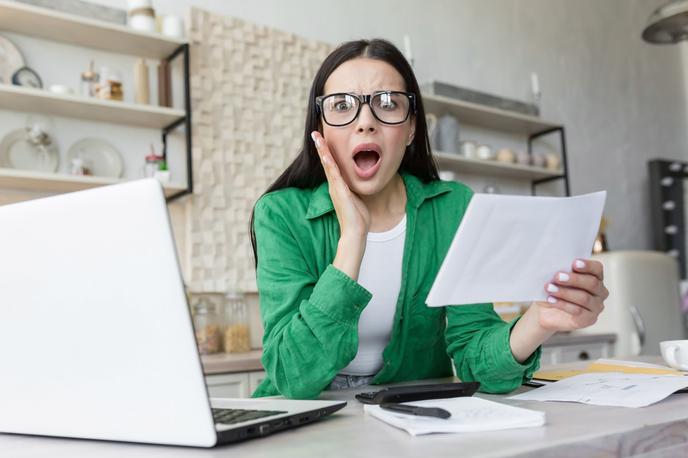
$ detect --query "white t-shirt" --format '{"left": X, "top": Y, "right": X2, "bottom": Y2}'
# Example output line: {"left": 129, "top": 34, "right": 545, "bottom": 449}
{"left": 339, "top": 215, "right": 406, "bottom": 376}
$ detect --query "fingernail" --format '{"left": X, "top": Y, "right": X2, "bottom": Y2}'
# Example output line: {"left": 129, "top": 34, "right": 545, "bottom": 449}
{"left": 547, "top": 296, "right": 557, "bottom": 304}
{"left": 310, "top": 132, "right": 320, "bottom": 147}
{"left": 547, "top": 283, "right": 559, "bottom": 293}
{"left": 558, "top": 272, "right": 570, "bottom": 282}
{"left": 575, "top": 260, "right": 585, "bottom": 269}
{"left": 321, "top": 154, "right": 329, "bottom": 165}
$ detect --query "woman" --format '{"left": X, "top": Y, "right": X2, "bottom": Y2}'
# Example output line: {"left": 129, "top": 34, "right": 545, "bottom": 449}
{"left": 249, "top": 38, "right": 608, "bottom": 399}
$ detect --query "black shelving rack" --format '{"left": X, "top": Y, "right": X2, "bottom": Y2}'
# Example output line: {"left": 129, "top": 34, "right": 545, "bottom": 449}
{"left": 649, "top": 159, "right": 687, "bottom": 278}
{"left": 528, "top": 126, "right": 570, "bottom": 197}
{"left": 161, "top": 43, "right": 193, "bottom": 202}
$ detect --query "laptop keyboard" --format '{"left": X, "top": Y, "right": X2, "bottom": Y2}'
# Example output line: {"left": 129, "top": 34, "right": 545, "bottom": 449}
{"left": 212, "top": 408, "right": 287, "bottom": 425}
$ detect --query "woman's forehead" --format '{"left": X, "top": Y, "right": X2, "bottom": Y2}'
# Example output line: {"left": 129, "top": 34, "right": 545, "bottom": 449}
{"left": 323, "top": 58, "right": 406, "bottom": 94}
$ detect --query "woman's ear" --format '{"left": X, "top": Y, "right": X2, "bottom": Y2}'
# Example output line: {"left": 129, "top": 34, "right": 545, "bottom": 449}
{"left": 407, "top": 116, "right": 416, "bottom": 146}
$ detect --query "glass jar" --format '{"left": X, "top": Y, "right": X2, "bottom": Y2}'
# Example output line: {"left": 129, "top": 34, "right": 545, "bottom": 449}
{"left": 191, "top": 293, "right": 224, "bottom": 355}
{"left": 95, "top": 67, "right": 123, "bottom": 101}
{"left": 223, "top": 291, "right": 251, "bottom": 353}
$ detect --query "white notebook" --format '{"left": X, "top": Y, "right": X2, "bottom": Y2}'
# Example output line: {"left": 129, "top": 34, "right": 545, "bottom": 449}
{"left": 364, "top": 397, "right": 546, "bottom": 436}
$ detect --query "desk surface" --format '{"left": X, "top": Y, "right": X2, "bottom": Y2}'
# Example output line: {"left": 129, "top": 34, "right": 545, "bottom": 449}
{"left": 2, "top": 358, "right": 687, "bottom": 458}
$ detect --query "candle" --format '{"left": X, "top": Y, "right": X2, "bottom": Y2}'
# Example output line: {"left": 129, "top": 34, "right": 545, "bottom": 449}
{"left": 403, "top": 35, "right": 413, "bottom": 62}
{"left": 530, "top": 72, "right": 540, "bottom": 96}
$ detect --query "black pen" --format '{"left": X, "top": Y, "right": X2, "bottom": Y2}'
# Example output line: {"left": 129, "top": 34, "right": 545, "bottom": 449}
{"left": 380, "top": 403, "right": 451, "bottom": 419}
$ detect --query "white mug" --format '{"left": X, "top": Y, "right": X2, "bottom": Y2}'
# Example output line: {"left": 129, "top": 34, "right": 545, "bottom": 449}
{"left": 660, "top": 340, "right": 688, "bottom": 371}
{"left": 460, "top": 140, "right": 477, "bottom": 158}
{"left": 161, "top": 15, "right": 185, "bottom": 39}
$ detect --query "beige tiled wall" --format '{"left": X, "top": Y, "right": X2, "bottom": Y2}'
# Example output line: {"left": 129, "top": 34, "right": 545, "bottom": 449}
{"left": 187, "top": 8, "right": 332, "bottom": 293}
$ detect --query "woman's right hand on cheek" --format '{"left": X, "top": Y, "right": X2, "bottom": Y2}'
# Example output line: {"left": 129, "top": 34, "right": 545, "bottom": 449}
{"left": 311, "top": 131, "right": 370, "bottom": 240}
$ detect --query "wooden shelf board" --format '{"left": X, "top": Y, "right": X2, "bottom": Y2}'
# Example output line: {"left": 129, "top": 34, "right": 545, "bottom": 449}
{"left": 434, "top": 151, "right": 563, "bottom": 180}
{"left": 422, "top": 93, "right": 561, "bottom": 135}
{"left": 0, "top": 0, "right": 186, "bottom": 59}
{"left": 0, "top": 84, "right": 185, "bottom": 128}
{"left": 0, "top": 168, "right": 186, "bottom": 197}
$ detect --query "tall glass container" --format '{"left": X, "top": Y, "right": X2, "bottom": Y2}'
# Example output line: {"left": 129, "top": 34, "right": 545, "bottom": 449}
{"left": 223, "top": 291, "right": 251, "bottom": 353}
{"left": 191, "top": 293, "right": 223, "bottom": 355}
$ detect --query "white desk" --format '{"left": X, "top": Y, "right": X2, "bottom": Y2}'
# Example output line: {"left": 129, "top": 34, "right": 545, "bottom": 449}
{"left": 2, "top": 360, "right": 688, "bottom": 457}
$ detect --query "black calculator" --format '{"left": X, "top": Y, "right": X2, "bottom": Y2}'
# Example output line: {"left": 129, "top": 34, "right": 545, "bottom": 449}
{"left": 355, "top": 381, "right": 480, "bottom": 404}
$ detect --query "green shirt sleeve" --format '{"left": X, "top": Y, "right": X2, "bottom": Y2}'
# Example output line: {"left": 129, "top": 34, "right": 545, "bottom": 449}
{"left": 252, "top": 196, "right": 372, "bottom": 399}
{"left": 445, "top": 303, "right": 541, "bottom": 393}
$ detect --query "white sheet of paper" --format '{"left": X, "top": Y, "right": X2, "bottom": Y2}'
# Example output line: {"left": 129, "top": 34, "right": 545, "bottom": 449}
{"left": 364, "top": 397, "right": 545, "bottom": 436}
{"left": 426, "top": 191, "right": 606, "bottom": 306}
{"left": 509, "top": 373, "right": 688, "bottom": 408}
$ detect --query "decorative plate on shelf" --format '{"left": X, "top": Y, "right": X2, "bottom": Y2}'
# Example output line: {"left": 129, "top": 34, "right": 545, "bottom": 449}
{"left": 0, "top": 34, "right": 25, "bottom": 85}
{"left": 0, "top": 128, "right": 59, "bottom": 172}
{"left": 66, "top": 138, "right": 124, "bottom": 178}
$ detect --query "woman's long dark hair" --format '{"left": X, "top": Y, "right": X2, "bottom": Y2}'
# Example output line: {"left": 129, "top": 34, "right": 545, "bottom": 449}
{"left": 250, "top": 38, "right": 439, "bottom": 267}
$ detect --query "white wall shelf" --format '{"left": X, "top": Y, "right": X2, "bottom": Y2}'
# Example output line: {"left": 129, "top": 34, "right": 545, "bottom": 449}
{"left": 423, "top": 91, "right": 569, "bottom": 195}
{"left": 0, "top": 84, "right": 185, "bottom": 129}
{"left": 422, "top": 93, "right": 560, "bottom": 134}
{"left": 434, "top": 151, "right": 563, "bottom": 180}
{"left": 0, "top": 168, "right": 185, "bottom": 197}
{"left": 0, "top": 0, "right": 185, "bottom": 59}
{"left": 0, "top": 1, "right": 193, "bottom": 202}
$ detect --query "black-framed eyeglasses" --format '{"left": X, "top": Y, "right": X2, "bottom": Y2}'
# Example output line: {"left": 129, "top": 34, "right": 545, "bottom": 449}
{"left": 315, "top": 91, "right": 416, "bottom": 127}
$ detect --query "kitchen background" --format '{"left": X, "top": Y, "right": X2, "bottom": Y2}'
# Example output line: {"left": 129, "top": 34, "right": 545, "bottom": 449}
{"left": 1, "top": 0, "right": 686, "bottom": 358}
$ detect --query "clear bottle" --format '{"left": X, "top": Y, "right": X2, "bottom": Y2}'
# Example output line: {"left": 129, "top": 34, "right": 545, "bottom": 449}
{"left": 80, "top": 60, "right": 99, "bottom": 98}
{"left": 192, "top": 295, "right": 222, "bottom": 355}
{"left": 223, "top": 291, "right": 251, "bottom": 353}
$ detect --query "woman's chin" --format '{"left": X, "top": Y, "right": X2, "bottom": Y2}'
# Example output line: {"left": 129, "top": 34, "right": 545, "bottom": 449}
{"left": 347, "top": 174, "right": 390, "bottom": 197}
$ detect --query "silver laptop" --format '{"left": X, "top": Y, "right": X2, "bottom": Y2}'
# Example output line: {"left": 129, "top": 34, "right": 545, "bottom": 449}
{"left": 0, "top": 179, "right": 345, "bottom": 447}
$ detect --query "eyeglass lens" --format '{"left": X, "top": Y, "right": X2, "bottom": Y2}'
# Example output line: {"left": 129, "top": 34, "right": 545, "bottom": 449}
{"left": 321, "top": 92, "right": 411, "bottom": 126}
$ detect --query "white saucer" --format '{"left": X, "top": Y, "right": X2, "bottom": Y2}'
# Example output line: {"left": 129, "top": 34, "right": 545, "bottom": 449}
{"left": 0, "top": 128, "right": 59, "bottom": 172}
{"left": 66, "top": 138, "right": 124, "bottom": 178}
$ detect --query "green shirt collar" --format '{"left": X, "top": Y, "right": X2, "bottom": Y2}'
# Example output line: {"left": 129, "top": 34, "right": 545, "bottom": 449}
{"left": 305, "top": 172, "right": 452, "bottom": 220}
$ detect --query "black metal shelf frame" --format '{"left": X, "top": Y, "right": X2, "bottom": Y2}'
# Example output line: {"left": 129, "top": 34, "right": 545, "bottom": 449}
{"left": 162, "top": 43, "right": 193, "bottom": 202}
{"left": 649, "top": 159, "right": 687, "bottom": 278}
{"left": 528, "top": 126, "right": 570, "bottom": 196}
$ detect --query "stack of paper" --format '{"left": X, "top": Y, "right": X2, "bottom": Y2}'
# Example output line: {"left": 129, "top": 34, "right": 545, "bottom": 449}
{"left": 533, "top": 359, "right": 684, "bottom": 383}
{"left": 510, "top": 373, "right": 688, "bottom": 408}
{"left": 364, "top": 397, "right": 545, "bottom": 436}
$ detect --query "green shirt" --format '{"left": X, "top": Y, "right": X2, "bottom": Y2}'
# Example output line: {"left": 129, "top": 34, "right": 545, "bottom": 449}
{"left": 252, "top": 172, "right": 540, "bottom": 399}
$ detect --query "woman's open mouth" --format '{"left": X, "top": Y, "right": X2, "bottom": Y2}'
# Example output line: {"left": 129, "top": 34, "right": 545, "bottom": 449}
{"left": 352, "top": 143, "right": 382, "bottom": 179}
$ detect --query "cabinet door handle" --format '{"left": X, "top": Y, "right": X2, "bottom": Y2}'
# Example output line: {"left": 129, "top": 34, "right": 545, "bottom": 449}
{"left": 629, "top": 304, "right": 646, "bottom": 350}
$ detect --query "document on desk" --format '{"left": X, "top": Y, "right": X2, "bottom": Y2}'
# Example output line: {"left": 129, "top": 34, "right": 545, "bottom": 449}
{"left": 509, "top": 373, "right": 688, "bottom": 408}
{"left": 426, "top": 191, "right": 606, "bottom": 306}
{"left": 364, "top": 397, "right": 546, "bottom": 436}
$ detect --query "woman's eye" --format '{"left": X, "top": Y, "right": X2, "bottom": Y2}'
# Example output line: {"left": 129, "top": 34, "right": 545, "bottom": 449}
{"left": 376, "top": 95, "right": 398, "bottom": 110}
{"left": 380, "top": 100, "right": 397, "bottom": 110}
{"left": 334, "top": 101, "right": 352, "bottom": 111}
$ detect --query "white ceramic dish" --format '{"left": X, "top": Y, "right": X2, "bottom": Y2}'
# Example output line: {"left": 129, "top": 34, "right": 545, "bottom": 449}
{"left": 66, "top": 138, "right": 124, "bottom": 178}
{"left": 0, "top": 128, "right": 59, "bottom": 172}
{"left": 0, "top": 34, "right": 25, "bottom": 85}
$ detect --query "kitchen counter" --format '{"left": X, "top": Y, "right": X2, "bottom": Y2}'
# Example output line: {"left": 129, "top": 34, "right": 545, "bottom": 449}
{"left": 201, "top": 333, "right": 616, "bottom": 375}
{"left": 201, "top": 350, "right": 263, "bottom": 375}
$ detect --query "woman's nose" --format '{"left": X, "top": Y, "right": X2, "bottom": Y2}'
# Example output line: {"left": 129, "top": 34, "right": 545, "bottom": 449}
{"left": 355, "top": 104, "right": 377, "bottom": 133}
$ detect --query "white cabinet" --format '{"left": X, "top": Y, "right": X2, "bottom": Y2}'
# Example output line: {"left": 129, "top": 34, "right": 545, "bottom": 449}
{"left": 248, "top": 371, "right": 266, "bottom": 393}
{"left": 541, "top": 341, "right": 613, "bottom": 365}
{"left": 205, "top": 371, "right": 266, "bottom": 398}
